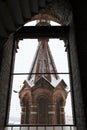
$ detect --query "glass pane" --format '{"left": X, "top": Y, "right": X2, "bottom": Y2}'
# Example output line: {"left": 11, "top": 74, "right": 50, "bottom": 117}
{"left": 14, "top": 39, "right": 38, "bottom": 73}
{"left": 4, "top": 127, "right": 11, "bottom": 130}
{"left": 21, "top": 127, "right": 29, "bottom": 130}
{"left": 55, "top": 126, "right": 62, "bottom": 130}
{"left": 46, "top": 126, "right": 53, "bottom": 130}
{"left": 30, "top": 127, "right": 36, "bottom": 130}
{"left": 38, "top": 126, "right": 45, "bottom": 130}
{"left": 9, "top": 75, "right": 26, "bottom": 124}
{"left": 13, "top": 38, "right": 69, "bottom": 73}
{"left": 9, "top": 73, "right": 73, "bottom": 124}
{"left": 13, "top": 127, "right": 20, "bottom": 130}
{"left": 71, "top": 126, "right": 77, "bottom": 130}
{"left": 49, "top": 39, "right": 69, "bottom": 73}
{"left": 24, "top": 20, "right": 61, "bottom": 26}
{"left": 59, "top": 74, "right": 74, "bottom": 124}
{"left": 63, "top": 126, "right": 70, "bottom": 130}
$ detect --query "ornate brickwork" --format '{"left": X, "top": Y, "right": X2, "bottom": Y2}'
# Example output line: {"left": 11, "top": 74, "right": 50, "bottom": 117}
{"left": 19, "top": 77, "right": 67, "bottom": 124}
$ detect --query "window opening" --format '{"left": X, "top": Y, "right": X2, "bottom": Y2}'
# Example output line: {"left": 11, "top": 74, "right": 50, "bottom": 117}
{"left": 8, "top": 20, "right": 74, "bottom": 125}
{"left": 38, "top": 96, "right": 48, "bottom": 124}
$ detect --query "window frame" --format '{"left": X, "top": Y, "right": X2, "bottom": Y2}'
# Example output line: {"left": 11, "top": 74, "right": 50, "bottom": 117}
{"left": 5, "top": 24, "right": 76, "bottom": 126}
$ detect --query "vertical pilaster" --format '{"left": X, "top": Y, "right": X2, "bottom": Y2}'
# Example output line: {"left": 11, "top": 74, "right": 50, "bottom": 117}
{"left": 60, "top": 106, "right": 65, "bottom": 124}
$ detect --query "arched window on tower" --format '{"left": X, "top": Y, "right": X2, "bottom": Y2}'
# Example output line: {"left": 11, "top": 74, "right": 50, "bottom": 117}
{"left": 38, "top": 96, "right": 48, "bottom": 124}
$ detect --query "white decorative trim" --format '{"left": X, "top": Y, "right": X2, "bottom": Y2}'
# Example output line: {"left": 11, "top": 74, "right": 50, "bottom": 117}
{"left": 60, "top": 112, "right": 65, "bottom": 114}
{"left": 31, "top": 105, "right": 37, "bottom": 108}
{"left": 48, "top": 111, "right": 55, "bottom": 114}
{"left": 30, "top": 112, "right": 37, "bottom": 114}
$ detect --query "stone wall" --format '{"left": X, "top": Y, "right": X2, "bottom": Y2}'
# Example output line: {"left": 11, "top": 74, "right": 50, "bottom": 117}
{"left": 69, "top": 19, "right": 86, "bottom": 130}
{"left": 0, "top": 34, "right": 14, "bottom": 129}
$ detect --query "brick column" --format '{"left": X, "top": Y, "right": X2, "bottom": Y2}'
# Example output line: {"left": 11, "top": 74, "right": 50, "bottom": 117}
{"left": 60, "top": 106, "right": 65, "bottom": 124}
{"left": 21, "top": 106, "right": 26, "bottom": 124}
{"left": 30, "top": 105, "right": 37, "bottom": 124}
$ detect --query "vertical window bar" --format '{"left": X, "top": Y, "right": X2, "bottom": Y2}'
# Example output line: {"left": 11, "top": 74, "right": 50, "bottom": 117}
{"left": 45, "top": 126, "right": 46, "bottom": 130}
{"left": 28, "top": 125, "right": 29, "bottom": 130}
{"left": 11, "top": 126, "right": 13, "bottom": 130}
{"left": 67, "top": 40, "right": 76, "bottom": 125}
{"left": 70, "top": 126, "right": 71, "bottom": 130}
{"left": 20, "top": 125, "right": 21, "bottom": 130}
{"left": 53, "top": 126, "right": 55, "bottom": 130}
{"left": 62, "top": 126, "right": 63, "bottom": 130}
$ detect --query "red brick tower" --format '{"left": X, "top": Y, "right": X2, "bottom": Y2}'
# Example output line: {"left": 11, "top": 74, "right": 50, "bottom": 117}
{"left": 19, "top": 21, "right": 67, "bottom": 124}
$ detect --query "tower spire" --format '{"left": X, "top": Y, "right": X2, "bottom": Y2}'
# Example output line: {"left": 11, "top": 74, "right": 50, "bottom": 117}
{"left": 28, "top": 20, "right": 59, "bottom": 86}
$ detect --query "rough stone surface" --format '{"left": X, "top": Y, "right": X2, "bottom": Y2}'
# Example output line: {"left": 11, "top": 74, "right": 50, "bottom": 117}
{"left": 0, "top": 34, "right": 14, "bottom": 128}
{"left": 69, "top": 20, "right": 86, "bottom": 130}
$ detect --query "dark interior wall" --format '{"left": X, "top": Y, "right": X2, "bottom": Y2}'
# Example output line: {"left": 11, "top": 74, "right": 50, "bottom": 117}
{"left": 69, "top": 18, "right": 86, "bottom": 130}
{"left": 0, "top": 35, "right": 14, "bottom": 128}
{"left": 70, "top": 0, "right": 87, "bottom": 124}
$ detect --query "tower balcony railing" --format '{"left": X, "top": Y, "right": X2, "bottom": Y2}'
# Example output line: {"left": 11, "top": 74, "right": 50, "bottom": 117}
{"left": 5, "top": 124, "right": 77, "bottom": 130}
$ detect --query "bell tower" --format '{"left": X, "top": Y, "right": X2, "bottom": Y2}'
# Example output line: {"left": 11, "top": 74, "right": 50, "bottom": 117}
{"left": 19, "top": 20, "right": 67, "bottom": 124}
